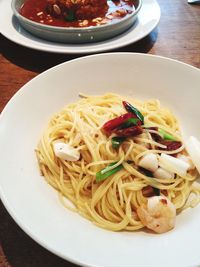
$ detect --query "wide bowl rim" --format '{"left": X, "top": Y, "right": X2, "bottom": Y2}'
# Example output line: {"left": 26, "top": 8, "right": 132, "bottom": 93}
{"left": 11, "top": 0, "right": 142, "bottom": 32}
{"left": 1, "top": 53, "right": 200, "bottom": 267}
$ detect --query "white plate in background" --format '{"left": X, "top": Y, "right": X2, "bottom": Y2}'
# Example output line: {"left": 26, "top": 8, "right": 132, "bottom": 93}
{"left": 0, "top": 53, "right": 200, "bottom": 267}
{"left": 0, "top": 0, "right": 160, "bottom": 54}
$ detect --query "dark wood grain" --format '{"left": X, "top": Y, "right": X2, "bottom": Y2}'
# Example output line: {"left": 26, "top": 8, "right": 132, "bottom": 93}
{"left": 0, "top": 0, "right": 200, "bottom": 266}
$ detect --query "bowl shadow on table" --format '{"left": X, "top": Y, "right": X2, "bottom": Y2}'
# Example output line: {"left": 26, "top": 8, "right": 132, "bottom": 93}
{"left": 0, "top": 200, "right": 79, "bottom": 267}
{"left": 0, "top": 27, "right": 158, "bottom": 73}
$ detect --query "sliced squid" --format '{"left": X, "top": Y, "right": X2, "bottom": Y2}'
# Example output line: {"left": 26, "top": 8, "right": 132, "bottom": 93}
{"left": 54, "top": 142, "right": 80, "bottom": 161}
{"left": 185, "top": 136, "right": 200, "bottom": 174}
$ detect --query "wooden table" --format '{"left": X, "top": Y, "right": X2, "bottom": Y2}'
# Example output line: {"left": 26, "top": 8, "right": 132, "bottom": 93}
{"left": 0, "top": 0, "right": 200, "bottom": 266}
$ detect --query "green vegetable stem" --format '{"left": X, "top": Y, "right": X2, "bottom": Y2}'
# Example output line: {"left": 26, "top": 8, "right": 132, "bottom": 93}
{"left": 122, "top": 101, "right": 144, "bottom": 124}
{"left": 158, "top": 129, "right": 177, "bottom": 141}
{"left": 111, "top": 136, "right": 126, "bottom": 148}
{"left": 120, "top": 117, "right": 139, "bottom": 128}
{"left": 96, "top": 162, "right": 123, "bottom": 182}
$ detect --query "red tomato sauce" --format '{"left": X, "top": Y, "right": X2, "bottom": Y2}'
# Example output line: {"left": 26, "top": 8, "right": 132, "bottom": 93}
{"left": 20, "top": 0, "right": 136, "bottom": 28}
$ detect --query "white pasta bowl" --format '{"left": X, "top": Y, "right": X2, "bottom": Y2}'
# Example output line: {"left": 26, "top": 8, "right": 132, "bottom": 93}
{"left": 0, "top": 53, "right": 200, "bottom": 267}
{"left": 11, "top": 0, "right": 142, "bottom": 43}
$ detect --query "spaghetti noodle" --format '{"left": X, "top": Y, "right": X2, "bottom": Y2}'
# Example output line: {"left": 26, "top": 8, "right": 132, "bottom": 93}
{"left": 36, "top": 93, "right": 200, "bottom": 233}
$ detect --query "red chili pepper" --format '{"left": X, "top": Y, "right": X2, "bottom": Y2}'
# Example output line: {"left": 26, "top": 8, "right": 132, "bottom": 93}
{"left": 160, "top": 198, "right": 168, "bottom": 205}
{"left": 142, "top": 186, "right": 155, "bottom": 197}
{"left": 114, "top": 125, "right": 143, "bottom": 137}
{"left": 160, "top": 140, "right": 182, "bottom": 151}
{"left": 102, "top": 113, "right": 135, "bottom": 135}
{"left": 145, "top": 126, "right": 161, "bottom": 141}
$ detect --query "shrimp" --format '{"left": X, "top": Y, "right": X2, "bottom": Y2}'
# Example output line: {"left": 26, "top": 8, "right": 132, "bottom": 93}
{"left": 137, "top": 196, "right": 176, "bottom": 234}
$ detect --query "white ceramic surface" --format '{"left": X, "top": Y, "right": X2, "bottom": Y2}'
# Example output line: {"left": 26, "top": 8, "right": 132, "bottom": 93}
{"left": 0, "top": 0, "right": 160, "bottom": 53}
{"left": 1, "top": 53, "right": 200, "bottom": 267}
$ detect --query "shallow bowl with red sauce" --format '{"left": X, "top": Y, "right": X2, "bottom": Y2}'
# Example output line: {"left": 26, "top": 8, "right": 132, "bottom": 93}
{"left": 11, "top": 0, "right": 142, "bottom": 43}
